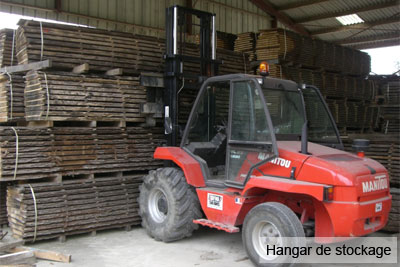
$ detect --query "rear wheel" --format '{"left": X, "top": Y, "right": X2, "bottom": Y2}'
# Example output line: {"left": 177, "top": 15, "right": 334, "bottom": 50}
{"left": 242, "top": 202, "right": 305, "bottom": 267}
{"left": 139, "top": 167, "right": 202, "bottom": 242}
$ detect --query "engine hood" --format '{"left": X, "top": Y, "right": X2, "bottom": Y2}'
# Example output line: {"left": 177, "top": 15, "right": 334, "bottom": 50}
{"left": 277, "top": 141, "right": 388, "bottom": 186}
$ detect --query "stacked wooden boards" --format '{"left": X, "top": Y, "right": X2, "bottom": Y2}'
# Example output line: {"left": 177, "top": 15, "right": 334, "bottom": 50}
{"left": 0, "top": 73, "right": 26, "bottom": 122}
{"left": 255, "top": 28, "right": 370, "bottom": 75}
{"left": 15, "top": 20, "right": 248, "bottom": 76}
{"left": 0, "top": 127, "right": 163, "bottom": 181}
{"left": 256, "top": 29, "right": 299, "bottom": 63}
{"left": 24, "top": 71, "right": 148, "bottom": 122}
{"left": 0, "top": 182, "right": 7, "bottom": 225}
{"left": 0, "top": 29, "right": 17, "bottom": 68}
{"left": 16, "top": 20, "right": 164, "bottom": 74}
{"left": 7, "top": 175, "right": 143, "bottom": 241}
{"left": 268, "top": 65, "right": 376, "bottom": 131}
{"left": 234, "top": 32, "right": 257, "bottom": 61}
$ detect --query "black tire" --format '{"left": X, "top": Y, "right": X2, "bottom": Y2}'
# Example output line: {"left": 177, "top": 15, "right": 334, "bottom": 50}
{"left": 242, "top": 202, "right": 305, "bottom": 267}
{"left": 138, "top": 167, "right": 202, "bottom": 242}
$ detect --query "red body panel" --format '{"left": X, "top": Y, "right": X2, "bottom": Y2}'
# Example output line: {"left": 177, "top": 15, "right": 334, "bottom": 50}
{"left": 154, "top": 147, "right": 205, "bottom": 187}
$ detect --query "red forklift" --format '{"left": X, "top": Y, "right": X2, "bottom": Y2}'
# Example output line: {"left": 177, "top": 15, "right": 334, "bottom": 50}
{"left": 139, "top": 6, "right": 392, "bottom": 266}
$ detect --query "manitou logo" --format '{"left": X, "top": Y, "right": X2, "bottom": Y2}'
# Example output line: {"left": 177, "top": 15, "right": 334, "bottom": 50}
{"left": 362, "top": 175, "right": 388, "bottom": 193}
{"left": 258, "top": 153, "right": 291, "bottom": 168}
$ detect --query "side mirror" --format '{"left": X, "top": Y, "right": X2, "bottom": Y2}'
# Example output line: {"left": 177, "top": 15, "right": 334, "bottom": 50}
{"left": 164, "top": 117, "right": 173, "bottom": 134}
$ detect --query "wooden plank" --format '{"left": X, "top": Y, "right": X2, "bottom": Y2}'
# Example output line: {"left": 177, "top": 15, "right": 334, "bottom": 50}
{"left": 72, "top": 63, "right": 89, "bottom": 74}
{"left": 0, "top": 60, "right": 51, "bottom": 74}
{"left": 0, "top": 240, "right": 24, "bottom": 252}
{"left": 0, "top": 251, "right": 36, "bottom": 265}
{"left": 10, "top": 247, "right": 71, "bottom": 263}
{"left": 105, "top": 68, "right": 123, "bottom": 76}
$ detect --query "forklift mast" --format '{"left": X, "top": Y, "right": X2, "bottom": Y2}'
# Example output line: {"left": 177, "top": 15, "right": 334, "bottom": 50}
{"left": 164, "top": 5, "right": 220, "bottom": 146}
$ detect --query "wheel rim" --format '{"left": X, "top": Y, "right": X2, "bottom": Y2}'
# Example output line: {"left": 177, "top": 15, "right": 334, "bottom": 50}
{"left": 148, "top": 188, "right": 168, "bottom": 223}
{"left": 252, "top": 220, "right": 283, "bottom": 261}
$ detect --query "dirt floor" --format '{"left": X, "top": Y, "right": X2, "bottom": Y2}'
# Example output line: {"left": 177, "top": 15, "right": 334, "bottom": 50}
{"left": 1, "top": 226, "right": 398, "bottom": 267}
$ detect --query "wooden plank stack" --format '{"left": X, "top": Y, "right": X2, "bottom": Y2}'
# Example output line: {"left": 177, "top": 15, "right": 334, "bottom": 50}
{"left": 7, "top": 175, "right": 143, "bottom": 241}
{"left": 0, "top": 73, "right": 26, "bottom": 122}
{"left": 0, "top": 182, "right": 7, "bottom": 225}
{"left": 256, "top": 29, "right": 299, "bottom": 63}
{"left": 16, "top": 20, "right": 165, "bottom": 74}
{"left": 254, "top": 28, "right": 370, "bottom": 75}
{"left": 234, "top": 32, "right": 257, "bottom": 61}
{"left": 15, "top": 20, "right": 247, "bottom": 77}
{"left": 24, "top": 70, "right": 148, "bottom": 122}
{"left": 0, "top": 29, "right": 17, "bottom": 68}
{"left": 0, "top": 127, "right": 163, "bottom": 182}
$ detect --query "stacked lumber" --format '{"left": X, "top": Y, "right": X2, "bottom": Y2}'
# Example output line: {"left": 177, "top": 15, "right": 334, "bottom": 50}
{"left": 342, "top": 134, "right": 400, "bottom": 187}
{"left": 383, "top": 187, "right": 400, "bottom": 233}
{"left": 16, "top": 20, "right": 165, "bottom": 74}
{"left": 234, "top": 32, "right": 257, "bottom": 61}
{"left": 194, "top": 31, "right": 236, "bottom": 51}
{"left": 16, "top": 20, "right": 247, "bottom": 77}
{"left": 256, "top": 29, "right": 299, "bottom": 63}
{"left": 216, "top": 32, "right": 236, "bottom": 51}
{"left": 7, "top": 175, "right": 143, "bottom": 241}
{"left": 253, "top": 29, "right": 370, "bottom": 75}
{"left": 24, "top": 70, "right": 148, "bottom": 122}
{"left": 326, "top": 99, "right": 347, "bottom": 127}
{"left": 0, "top": 182, "right": 7, "bottom": 225}
{"left": 0, "top": 73, "right": 26, "bottom": 122}
{"left": 0, "top": 29, "right": 17, "bottom": 68}
{"left": 385, "top": 81, "right": 400, "bottom": 104}
{"left": 298, "top": 36, "right": 314, "bottom": 67}
{"left": 0, "top": 127, "right": 163, "bottom": 181}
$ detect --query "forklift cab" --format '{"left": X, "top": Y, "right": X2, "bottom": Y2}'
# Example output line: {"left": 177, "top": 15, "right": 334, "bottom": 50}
{"left": 180, "top": 74, "right": 342, "bottom": 188}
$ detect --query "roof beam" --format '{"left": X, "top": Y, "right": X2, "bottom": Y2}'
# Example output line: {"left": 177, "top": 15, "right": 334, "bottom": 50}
{"left": 337, "top": 32, "right": 400, "bottom": 45}
{"left": 310, "top": 16, "right": 400, "bottom": 35}
{"left": 347, "top": 39, "right": 400, "bottom": 50}
{"left": 277, "top": 0, "right": 330, "bottom": 11}
{"left": 296, "top": 0, "right": 400, "bottom": 24}
{"left": 248, "top": 0, "right": 310, "bottom": 36}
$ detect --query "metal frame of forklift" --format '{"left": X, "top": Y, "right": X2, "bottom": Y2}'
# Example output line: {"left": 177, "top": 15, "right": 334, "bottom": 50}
{"left": 164, "top": 5, "right": 220, "bottom": 146}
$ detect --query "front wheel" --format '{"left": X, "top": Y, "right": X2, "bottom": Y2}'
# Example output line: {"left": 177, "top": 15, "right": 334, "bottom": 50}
{"left": 242, "top": 202, "right": 305, "bottom": 267}
{"left": 138, "top": 167, "right": 202, "bottom": 242}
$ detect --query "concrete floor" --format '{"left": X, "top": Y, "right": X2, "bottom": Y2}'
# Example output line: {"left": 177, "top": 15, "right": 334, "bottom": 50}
{"left": 2, "top": 226, "right": 398, "bottom": 267}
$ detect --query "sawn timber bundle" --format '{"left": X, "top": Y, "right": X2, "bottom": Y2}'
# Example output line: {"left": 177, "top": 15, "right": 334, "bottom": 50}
{"left": 24, "top": 70, "right": 148, "bottom": 122}
{"left": 15, "top": 20, "right": 248, "bottom": 76}
{"left": 7, "top": 175, "right": 143, "bottom": 241}
{"left": 0, "top": 127, "right": 163, "bottom": 181}
{"left": 0, "top": 29, "right": 17, "bottom": 68}
{"left": 0, "top": 73, "right": 25, "bottom": 122}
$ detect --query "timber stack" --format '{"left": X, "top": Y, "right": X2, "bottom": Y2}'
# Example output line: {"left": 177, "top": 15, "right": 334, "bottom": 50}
{"left": 7, "top": 175, "right": 143, "bottom": 241}
{"left": 0, "top": 19, "right": 249, "bottom": 241}
{"left": 0, "top": 73, "right": 26, "bottom": 122}
{"left": 0, "top": 29, "right": 17, "bottom": 68}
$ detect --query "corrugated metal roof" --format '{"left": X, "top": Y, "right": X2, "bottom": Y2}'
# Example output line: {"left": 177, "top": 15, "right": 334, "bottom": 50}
{"left": 270, "top": 0, "right": 400, "bottom": 49}
{"left": 0, "top": 0, "right": 398, "bottom": 49}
